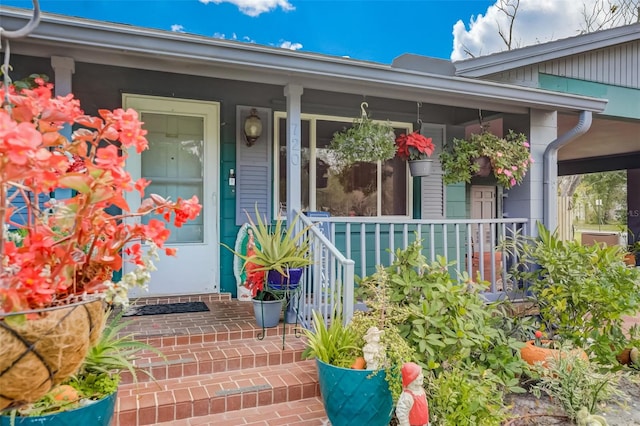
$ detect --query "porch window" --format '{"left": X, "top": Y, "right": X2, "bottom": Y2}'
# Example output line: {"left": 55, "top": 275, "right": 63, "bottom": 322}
{"left": 274, "top": 112, "right": 412, "bottom": 217}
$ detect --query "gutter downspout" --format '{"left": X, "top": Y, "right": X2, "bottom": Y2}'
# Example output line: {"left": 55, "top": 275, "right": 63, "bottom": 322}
{"left": 543, "top": 110, "right": 592, "bottom": 231}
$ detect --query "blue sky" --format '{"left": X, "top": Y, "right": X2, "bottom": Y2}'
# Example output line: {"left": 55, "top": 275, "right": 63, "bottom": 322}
{"left": 2, "top": 0, "right": 495, "bottom": 63}
{"left": 2, "top": 1, "right": 622, "bottom": 63}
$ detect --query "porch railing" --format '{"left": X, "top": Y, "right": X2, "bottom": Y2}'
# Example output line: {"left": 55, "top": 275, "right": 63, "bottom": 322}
{"left": 295, "top": 215, "right": 528, "bottom": 327}
{"left": 295, "top": 210, "right": 356, "bottom": 327}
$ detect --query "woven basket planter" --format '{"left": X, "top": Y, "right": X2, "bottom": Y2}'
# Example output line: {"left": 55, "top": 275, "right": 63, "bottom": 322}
{"left": 0, "top": 299, "right": 104, "bottom": 410}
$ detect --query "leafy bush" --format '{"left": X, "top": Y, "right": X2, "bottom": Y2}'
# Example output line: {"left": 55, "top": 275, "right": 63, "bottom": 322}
{"left": 517, "top": 223, "right": 640, "bottom": 363}
{"left": 359, "top": 240, "right": 526, "bottom": 390}
{"left": 427, "top": 366, "right": 508, "bottom": 426}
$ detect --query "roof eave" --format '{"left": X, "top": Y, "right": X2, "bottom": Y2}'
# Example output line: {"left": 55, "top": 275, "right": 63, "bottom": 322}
{"left": 454, "top": 23, "right": 640, "bottom": 77}
{"left": 1, "top": 8, "right": 608, "bottom": 114}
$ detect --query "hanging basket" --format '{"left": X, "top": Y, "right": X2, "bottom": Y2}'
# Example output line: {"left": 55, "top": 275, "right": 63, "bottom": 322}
{"left": 473, "top": 156, "right": 492, "bottom": 177}
{"left": 408, "top": 159, "right": 433, "bottom": 177}
{"left": 0, "top": 298, "right": 105, "bottom": 410}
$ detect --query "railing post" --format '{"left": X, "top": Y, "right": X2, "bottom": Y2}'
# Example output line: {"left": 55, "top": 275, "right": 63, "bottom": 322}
{"left": 343, "top": 260, "right": 355, "bottom": 324}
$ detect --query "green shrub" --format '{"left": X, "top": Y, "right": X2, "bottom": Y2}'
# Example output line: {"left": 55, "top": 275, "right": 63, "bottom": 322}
{"left": 427, "top": 366, "right": 508, "bottom": 426}
{"left": 357, "top": 240, "right": 526, "bottom": 392}
{"left": 518, "top": 223, "right": 640, "bottom": 363}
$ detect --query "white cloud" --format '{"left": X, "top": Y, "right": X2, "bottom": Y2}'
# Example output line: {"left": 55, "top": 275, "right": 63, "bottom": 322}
{"left": 451, "top": 0, "right": 633, "bottom": 61}
{"left": 212, "top": 32, "right": 238, "bottom": 40}
{"left": 199, "top": 0, "right": 294, "bottom": 17}
{"left": 213, "top": 32, "right": 256, "bottom": 43}
{"left": 171, "top": 24, "right": 185, "bottom": 33}
{"left": 279, "top": 40, "right": 303, "bottom": 50}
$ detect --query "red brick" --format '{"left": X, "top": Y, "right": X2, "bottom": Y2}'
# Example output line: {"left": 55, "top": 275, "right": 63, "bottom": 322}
{"left": 175, "top": 401, "right": 193, "bottom": 419}
{"left": 137, "top": 406, "right": 157, "bottom": 425}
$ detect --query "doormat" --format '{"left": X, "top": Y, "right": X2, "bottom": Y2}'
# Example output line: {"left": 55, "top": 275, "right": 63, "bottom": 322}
{"left": 123, "top": 301, "right": 210, "bottom": 317}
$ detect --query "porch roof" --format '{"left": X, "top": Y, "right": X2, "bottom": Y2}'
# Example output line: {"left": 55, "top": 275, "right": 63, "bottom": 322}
{"left": 454, "top": 23, "right": 640, "bottom": 78}
{"left": 1, "top": 7, "right": 607, "bottom": 114}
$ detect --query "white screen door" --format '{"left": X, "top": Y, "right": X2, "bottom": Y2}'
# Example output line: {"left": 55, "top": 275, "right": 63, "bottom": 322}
{"left": 123, "top": 94, "right": 219, "bottom": 296}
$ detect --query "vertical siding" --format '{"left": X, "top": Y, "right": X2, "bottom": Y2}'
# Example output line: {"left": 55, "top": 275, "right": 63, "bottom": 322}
{"left": 537, "top": 41, "right": 640, "bottom": 88}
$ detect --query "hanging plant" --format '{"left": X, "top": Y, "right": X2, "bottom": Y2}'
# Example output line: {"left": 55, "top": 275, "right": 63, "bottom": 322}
{"left": 330, "top": 102, "right": 396, "bottom": 166}
{"left": 440, "top": 130, "right": 532, "bottom": 188}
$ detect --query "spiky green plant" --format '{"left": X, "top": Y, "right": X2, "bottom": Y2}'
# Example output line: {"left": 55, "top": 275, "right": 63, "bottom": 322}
{"left": 301, "top": 310, "right": 360, "bottom": 368}
{"left": 222, "top": 205, "right": 314, "bottom": 277}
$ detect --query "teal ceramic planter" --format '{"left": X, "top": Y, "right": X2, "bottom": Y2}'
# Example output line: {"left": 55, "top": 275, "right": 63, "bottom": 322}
{"left": 0, "top": 392, "right": 116, "bottom": 426}
{"left": 316, "top": 358, "right": 393, "bottom": 426}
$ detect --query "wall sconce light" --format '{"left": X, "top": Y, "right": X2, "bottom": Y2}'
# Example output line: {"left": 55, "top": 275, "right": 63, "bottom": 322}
{"left": 243, "top": 108, "right": 262, "bottom": 146}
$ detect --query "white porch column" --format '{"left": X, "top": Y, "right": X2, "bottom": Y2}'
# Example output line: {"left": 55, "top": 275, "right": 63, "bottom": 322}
{"left": 284, "top": 84, "right": 303, "bottom": 223}
{"left": 51, "top": 56, "right": 74, "bottom": 97}
{"left": 503, "top": 110, "right": 557, "bottom": 236}
{"left": 51, "top": 57, "right": 75, "bottom": 200}
{"left": 51, "top": 56, "right": 75, "bottom": 139}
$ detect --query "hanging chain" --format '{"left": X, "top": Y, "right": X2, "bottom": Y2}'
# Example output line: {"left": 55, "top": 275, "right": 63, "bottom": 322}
{"left": 416, "top": 101, "right": 423, "bottom": 131}
{"left": 0, "top": 0, "right": 42, "bottom": 108}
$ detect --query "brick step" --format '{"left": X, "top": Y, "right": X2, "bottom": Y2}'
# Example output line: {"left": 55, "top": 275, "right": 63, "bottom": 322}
{"left": 114, "top": 359, "right": 320, "bottom": 425}
{"left": 154, "top": 396, "right": 328, "bottom": 426}
{"left": 118, "top": 298, "right": 302, "bottom": 348}
{"left": 120, "top": 334, "right": 307, "bottom": 384}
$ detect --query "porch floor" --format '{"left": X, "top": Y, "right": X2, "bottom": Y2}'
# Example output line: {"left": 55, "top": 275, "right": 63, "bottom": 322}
{"left": 113, "top": 293, "right": 329, "bottom": 426}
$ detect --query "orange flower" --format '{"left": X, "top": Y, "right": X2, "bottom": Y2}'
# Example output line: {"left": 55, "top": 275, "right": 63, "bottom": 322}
{"left": 0, "top": 79, "right": 202, "bottom": 313}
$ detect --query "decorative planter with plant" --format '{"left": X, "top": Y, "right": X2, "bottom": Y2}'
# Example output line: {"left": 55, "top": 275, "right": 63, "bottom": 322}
{"left": 0, "top": 75, "right": 201, "bottom": 410}
{"left": 440, "top": 130, "right": 532, "bottom": 187}
{"left": 1, "top": 311, "right": 161, "bottom": 425}
{"left": 330, "top": 102, "right": 396, "bottom": 166}
{"left": 395, "top": 130, "right": 435, "bottom": 177}
{"left": 302, "top": 269, "right": 415, "bottom": 426}
{"left": 223, "top": 206, "right": 313, "bottom": 325}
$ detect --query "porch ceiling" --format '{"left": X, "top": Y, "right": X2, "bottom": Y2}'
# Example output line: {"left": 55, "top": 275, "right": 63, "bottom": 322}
{"left": 1, "top": 7, "right": 607, "bottom": 115}
{"left": 558, "top": 114, "right": 640, "bottom": 161}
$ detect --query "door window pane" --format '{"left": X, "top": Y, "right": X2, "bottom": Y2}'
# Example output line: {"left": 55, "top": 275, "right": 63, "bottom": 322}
{"left": 141, "top": 113, "right": 204, "bottom": 243}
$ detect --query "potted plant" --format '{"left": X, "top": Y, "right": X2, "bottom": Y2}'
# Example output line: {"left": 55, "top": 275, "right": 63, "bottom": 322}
{"left": 330, "top": 102, "right": 396, "bottom": 166}
{"left": 223, "top": 206, "right": 314, "bottom": 326}
{"left": 395, "top": 130, "right": 435, "bottom": 177}
{"left": 0, "top": 311, "right": 161, "bottom": 425}
{"left": 440, "top": 130, "right": 532, "bottom": 187}
{"left": 302, "top": 269, "right": 415, "bottom": 426}
{"left": 0, "top": 77, "right": 201, "bottom": 409}
{"left": 230, "top": 206, "right": 313, "bottom": 290}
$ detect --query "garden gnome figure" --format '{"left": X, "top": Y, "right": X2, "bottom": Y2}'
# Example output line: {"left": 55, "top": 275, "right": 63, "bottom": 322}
{"left": 362, "top": 326, "right": 385, "bottom": 370}
{"left": 396, "top": 362, "right": 429, "bottom": 426}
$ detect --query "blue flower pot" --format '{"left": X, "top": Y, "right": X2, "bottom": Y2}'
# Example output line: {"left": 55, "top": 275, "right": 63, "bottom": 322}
{"left": 0, "top": 391, "right": 116, "bottom": 426}
{"left": 316, "top": 358, "right": 393, "bottom": 426}
{"left": 267, "top": 268, "right": 303, "bottom": 290}
{"left": 252, "top": 298, "right": 283, "bottom": 328}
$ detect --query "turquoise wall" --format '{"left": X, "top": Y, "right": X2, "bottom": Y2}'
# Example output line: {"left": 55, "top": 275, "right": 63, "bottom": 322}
{"left": 539, "top": 74, "right": 640, "bottom": 120}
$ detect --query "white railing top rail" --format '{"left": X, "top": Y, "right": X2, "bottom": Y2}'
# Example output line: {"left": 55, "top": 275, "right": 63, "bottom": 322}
{"left": 307, "top": 216, "right": 529, "bottom": 225}
{"left": 295, "top": 210, "right": 354, "bottom": 265}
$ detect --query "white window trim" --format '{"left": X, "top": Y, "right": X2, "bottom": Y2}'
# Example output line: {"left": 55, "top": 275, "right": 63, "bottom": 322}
{"left": 274, "top": 111, "right": 413, "bottom": 218}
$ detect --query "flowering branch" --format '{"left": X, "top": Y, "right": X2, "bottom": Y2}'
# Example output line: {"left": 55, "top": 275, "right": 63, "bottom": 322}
{"left": 0, "top": 79, "right": 202, "bottom": 313}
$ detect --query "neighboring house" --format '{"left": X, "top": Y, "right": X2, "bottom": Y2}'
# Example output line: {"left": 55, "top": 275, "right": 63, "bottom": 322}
{"left": 0, "top": 7, "right": 615, "bottom": 300}
{"left": 453, "top": 23, "right": 640, "bottom": 238}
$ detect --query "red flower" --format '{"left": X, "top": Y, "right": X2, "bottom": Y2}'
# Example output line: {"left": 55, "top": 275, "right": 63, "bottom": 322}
{"left": 395, "top": 131, "right": 435, "bottom": 161}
